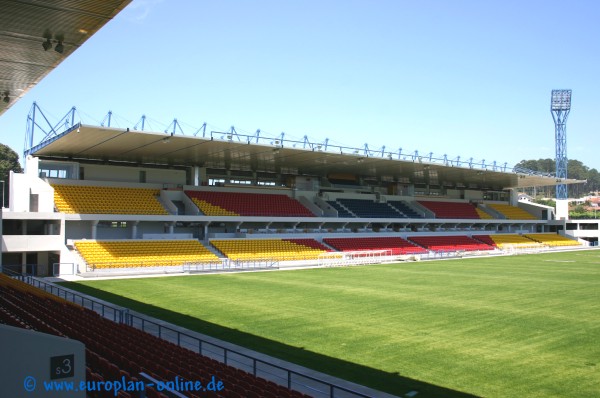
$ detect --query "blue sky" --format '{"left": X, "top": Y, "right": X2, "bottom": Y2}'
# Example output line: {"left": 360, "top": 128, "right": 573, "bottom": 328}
{"left": 1, "top": 0, "right": 599, "bottom": 170}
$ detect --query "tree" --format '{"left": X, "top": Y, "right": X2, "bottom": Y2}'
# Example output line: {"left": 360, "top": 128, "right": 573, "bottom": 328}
{"left": 515, "top": 158, "right": 555, "bottom": 174}
{"left": 0, "top": 143, "right": 23, "bottom": 207}
{"left": 586, "top": 168, "right": 600, "bottom": 193}
{"left": 567, "top": 159, "right": 589, "bottom": 181}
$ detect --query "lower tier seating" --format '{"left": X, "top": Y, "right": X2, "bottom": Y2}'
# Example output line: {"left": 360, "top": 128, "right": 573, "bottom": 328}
{"left": 524, "top": 233, "right": 581, "bottom": 247}
{"left": 75, "top": 240, "right": 220, "bottom": 269}
{"left": 408, "top": 235, "right": 494, "bottom": 252}
{"left": 0, "top": 274, "right": 309, "bottom": 398}
{"left": 483, "top": 234, "right": 543, "bottom": 249}
{"left": 323, "top": 237, "right": 427, "bottom": 255}
{"left": 284, "top": 238, "right": 332, "bottom": 251}
{"left": 472, "top": 235, "right": 497, "bottom": 247}
{"left": 211, "top": 239, "right": 328, "bottom": 261}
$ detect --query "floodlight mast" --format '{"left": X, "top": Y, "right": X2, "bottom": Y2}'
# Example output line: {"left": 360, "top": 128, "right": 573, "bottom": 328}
{"left": 550, "top": 89, "right": 571, "bottom": 200}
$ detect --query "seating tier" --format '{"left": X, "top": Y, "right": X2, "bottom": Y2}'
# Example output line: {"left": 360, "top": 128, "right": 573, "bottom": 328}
{"left": 211, "top": 239, "right": 328, "bottom": 261}
{"left": 408, "top": 235, "right": 493, "bottom": 252}
{"left": 484, "top": 234, "right": 543, "bottom": 249}
{"left": 53, "top": 185, "right": 167, "bottom": 215}
{"left": 323, "top": 236, "right": 427, "bottom": 255}
{"left": 487, "top": 204, "right": 538, "bottom": 220}
{"left": 0, "top": 274, "right": 308, "bottom": 398}
{"left": 475, "top": 208, "right": 493, "bottom": 219}
{"left": 417, "top": 201, "right": 481, "bottom": 219}
{"left": 524, "top": 233, "right": 581, "bottom": 247}
{"left": 336, "top": 199, "right": 401, "bottom": 218}
{"left": 186, "top": 191, "right": 314, "bottom": 217}
{"left": 284, "top": 238, "right": 332, "bottom": 251}
{"left": 326, "top": 200, "right": 355, "bottom": 217}
{"left": 75, "top": 240, "right": 219, "bottom": 269}
{"left": 472, "top": 235, "right": 497, "bottom": 247}
{"left": 387, "top": 200, "right": 424, "bottom": 218}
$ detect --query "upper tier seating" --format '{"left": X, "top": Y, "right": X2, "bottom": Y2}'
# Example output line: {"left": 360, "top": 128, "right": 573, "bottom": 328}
{"left": 524, "top": 233, "right": 581, "bottom": 247}
{"left": 323, "top": 236, "right": 427, "bottom": 255}
{"left": 337, "top": 199, "right": 402, "bottom": 218}
{"left": 326, "top": 200, "right": 355, "bottom": 217}
{"left": 75, "top": 240, "right": 220, "bottom": 269}
{"left": 387, "top": 200, "right": 424, "bottom": 218}
{"left": 0, "top": 274, "right": 309, "bottom": 398}
{"left": 475, "top": 208, "right": 494, "bottom": 219}
{"left": 408, "top": 235, "right": 494, "bottom": 252}
{"left": 484, "top": 234, "right": 543, "bottom": 249}
{"left": 211, "top": 239, "right": 328, "bottom": 261}
{"left": 53, "top": 185, "right": 167, "bottom": 215}
{"left": 417, "top": 201, "right": 481, "bottom": 219}
{"left": 186, "top": 191, "right": 314, "bottom": 217}
{"left": 487, "top": 204, "right": 538, "bottom": 220}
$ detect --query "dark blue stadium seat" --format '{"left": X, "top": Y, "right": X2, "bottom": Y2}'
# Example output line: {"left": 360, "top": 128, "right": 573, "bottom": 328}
{"left": 337, "top": 198, "right": 401, "bottom": 218}
{"left": 387, "top": 200, "right": 424, "bottom": 218}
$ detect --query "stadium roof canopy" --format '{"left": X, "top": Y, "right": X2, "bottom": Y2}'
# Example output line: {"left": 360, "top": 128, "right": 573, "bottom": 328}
{"left": 2, "top": 1, "right": 582, "bottom": 192}
{"left": 0, "top": 0, "right": 131, "bottom": 116}
{"left": 29, "top": 124, "right": 582, "bottom": 190}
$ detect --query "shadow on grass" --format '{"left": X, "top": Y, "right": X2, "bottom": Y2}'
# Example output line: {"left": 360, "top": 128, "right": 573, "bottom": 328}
{"left": 59, "top": 281, "right": 478, "bottom": 398}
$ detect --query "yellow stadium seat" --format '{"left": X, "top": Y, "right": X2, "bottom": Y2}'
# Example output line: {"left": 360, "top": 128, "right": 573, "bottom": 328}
{"left": 75, "top": 240, "right": 220, "bottom": 269}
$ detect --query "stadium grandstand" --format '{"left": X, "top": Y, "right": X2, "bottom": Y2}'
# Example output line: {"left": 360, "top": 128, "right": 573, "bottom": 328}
{"left": 1, "top": 1, "right": 599, "bottom": 398}
{"left": 0, "top": 117, "right": 592, "bottom": 277}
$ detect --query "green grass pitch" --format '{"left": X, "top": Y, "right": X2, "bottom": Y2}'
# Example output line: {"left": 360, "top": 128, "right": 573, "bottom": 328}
{"left": 61, "top": 250, "right": 600, "bottom": 397}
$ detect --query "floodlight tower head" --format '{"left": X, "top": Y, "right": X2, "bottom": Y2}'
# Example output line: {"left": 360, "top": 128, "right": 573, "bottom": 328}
{"left": 551, "top": 89, "right": 571, "bottom": 111}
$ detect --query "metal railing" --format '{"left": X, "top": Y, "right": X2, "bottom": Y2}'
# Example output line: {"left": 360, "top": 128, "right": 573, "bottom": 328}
{"left": 183, "top": 259, "right": 279, "bottom": 272}
{"left": 1, "top": 263, "right": 38, "bottom": 276}
{"left": 83, "top": 259, "right": 279, "bottom": 274}
{"left": 23, "top": 277, "right": 373, "bottom": 398}
{"left": 86, "top": 260, "right": 223, "bottom": 272}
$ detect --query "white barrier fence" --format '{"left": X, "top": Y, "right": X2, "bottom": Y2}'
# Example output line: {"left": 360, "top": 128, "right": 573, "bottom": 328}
{"left": 318, "top": 250, "right": 393, "bottom": 267}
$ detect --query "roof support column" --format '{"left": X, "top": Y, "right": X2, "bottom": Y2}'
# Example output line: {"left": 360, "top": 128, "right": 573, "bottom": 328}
{"left": 131, "top": 221, "right": 139, "bottom": 239}
{"left": 508, "top": 188, "right": 518, "bottom": 206}
{"left": 91, "top": 220, "right": 98, "bottom": 240}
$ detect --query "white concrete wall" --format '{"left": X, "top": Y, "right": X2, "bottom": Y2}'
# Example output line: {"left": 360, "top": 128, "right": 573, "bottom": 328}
{"left": 555, "top": 199, "right": 569, "bottom": 220}
{"left": 445, "top": 189, "right": 462, "bottom": 199}
{"left": 518, "top": 202, "right": 554, "bottom": 220}
{"left": 10, "top": 157, "right": 54, "bottom": 213}
{"left": 3, "top": 235, "right": 64, "bottom": 251}
{"left": 464, "top": 190, "right": 484, "bottom": 201}
{"left": 9, "top": 172, "right": 30, "bottom": 212}
{"left": 564, "top": 229, "right": 600, "bottom": 240}
{"left": 0, "top": 324, "right": 85, "bottom": 398}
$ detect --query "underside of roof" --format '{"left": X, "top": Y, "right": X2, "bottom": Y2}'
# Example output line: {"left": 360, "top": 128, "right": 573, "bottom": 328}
{"left": 0, "top": 0, "right": 132, "bottom": 115}
{"left": 29, "top": 124, "right": 583, "bottom": 191}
